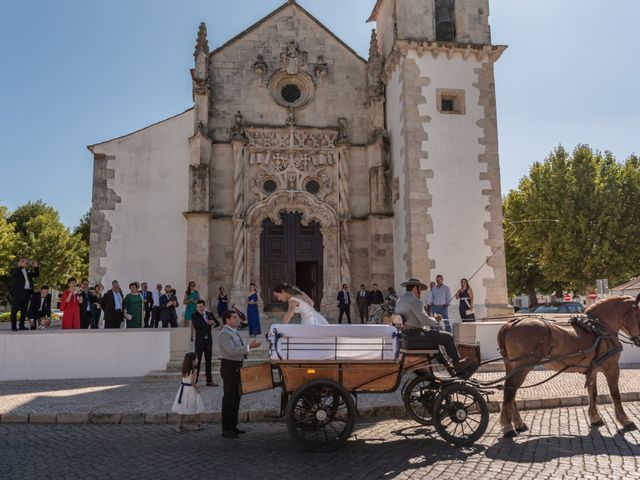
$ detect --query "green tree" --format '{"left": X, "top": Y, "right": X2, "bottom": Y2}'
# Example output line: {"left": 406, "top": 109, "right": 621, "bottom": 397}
{"left": 0, "top": 205, "right": 21, "bottom": 277}
{"left": 73, "top": 209, "right": 91, "bottom": 276}
{"left": 8, "top": 200, "right": 58, "bottom": 236}
{"left": 504, "top": 145, "right": 640, "bottom": 299}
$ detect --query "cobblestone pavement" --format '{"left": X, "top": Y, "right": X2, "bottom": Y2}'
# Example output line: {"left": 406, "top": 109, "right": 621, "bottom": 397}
{"left": 3, "top": 403, "right": 640, "bottom": 480}
{"left": 3, "top": 369, "right": 640, "bottom": 417}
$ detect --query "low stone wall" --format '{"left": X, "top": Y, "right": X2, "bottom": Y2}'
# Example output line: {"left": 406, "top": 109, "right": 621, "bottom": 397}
{"left": 0, "top": 329, "right": 189, "bottom": 381}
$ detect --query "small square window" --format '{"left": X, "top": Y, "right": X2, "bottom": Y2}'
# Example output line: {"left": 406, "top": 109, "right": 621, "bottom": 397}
{"left": 436, "top": 88, "right": 466, "bottom": 115}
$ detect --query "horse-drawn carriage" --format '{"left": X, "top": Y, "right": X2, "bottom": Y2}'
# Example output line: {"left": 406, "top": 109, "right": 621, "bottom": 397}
{"left": 240, "top": 296, "right": 640, "bottom": 449}
{"left": 240, "top": 324, "right": 490, "bottom": 451}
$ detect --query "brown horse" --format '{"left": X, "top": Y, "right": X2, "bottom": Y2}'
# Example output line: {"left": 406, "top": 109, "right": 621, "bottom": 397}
{"left": 497, "top": 296, "right": 640, "bottom": 437}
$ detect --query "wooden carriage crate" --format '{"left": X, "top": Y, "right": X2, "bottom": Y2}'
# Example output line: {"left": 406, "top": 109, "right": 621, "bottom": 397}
{"left": 240, "top": 363, "right": 274, "bottom": 394}
{"left": 457, "top": 342, "right": 481, "bottom": 365}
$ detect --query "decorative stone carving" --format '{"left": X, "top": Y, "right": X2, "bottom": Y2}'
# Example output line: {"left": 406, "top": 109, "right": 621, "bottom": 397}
{"left": 231, "top": 139, "right": 247, "bottom": 294}
{"left": 337, "top": 117, "right": 349, "bottom": 144}
{"left": 314, "top": 55, "right": 328, "bottom": 78}
{"left": 367, "top": 30, "right": 384, "bottom": 101}
{"left": 336, "top": 146, "right": 352, "bottom": 285}
{"left": 230, "top": 111, "right": 247, "bottom": 141}
{"left": 286, "top": 108, "right": 296, "bottom": 127}
{"left": 253, "top": 54, "right": 267, "bottom": 76}
{"left": 194, "top": 22, "right": 209, "bottom": 56}
{"left": 280, "top": 40, "right": 308, "bottom": 75}
{"left": 244, "top": 127, "right": 338, "bottom": 203}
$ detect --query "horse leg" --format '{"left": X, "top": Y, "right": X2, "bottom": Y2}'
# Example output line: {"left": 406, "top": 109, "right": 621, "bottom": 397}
{"left": 586, "top": 372, "right": 604, "bottom": 427}
{"left": 500, "top": 366, "right": 529, "bottom": 437}
{"left": 507, "top": 368, "right": 531, "bottom": 433}
{"left": 603, "top": 364, "right": 637, "bottom": 431}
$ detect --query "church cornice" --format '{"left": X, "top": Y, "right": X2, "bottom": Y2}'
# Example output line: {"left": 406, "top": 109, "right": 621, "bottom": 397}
{"left": 382, "top": 40, "right": 507, "bottom": 84}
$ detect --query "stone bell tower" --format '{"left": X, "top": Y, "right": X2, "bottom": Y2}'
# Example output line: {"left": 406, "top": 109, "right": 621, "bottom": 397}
{"left": 369, "top": 0, "right": 510, "bottom": 318}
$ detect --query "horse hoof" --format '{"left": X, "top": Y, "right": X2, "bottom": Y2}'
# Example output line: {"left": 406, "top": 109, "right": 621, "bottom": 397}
{"left": 503, "top": 429, "right": 518, "bottom": 438}
{"left": 624, "top": 422, "right": 638, "bottom": 432}
{"left": 515, "top": 424, "right": 529, "bottom": 433}
{"left": 591, "top": 420, "right": 605, "bottom": 428}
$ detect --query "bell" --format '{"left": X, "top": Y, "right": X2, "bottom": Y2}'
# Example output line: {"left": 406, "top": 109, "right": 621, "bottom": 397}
{"left": 436, "top": 6, "right": 455, "bottom": 41}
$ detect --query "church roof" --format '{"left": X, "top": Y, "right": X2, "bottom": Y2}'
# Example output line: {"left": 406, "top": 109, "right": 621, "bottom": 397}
{"left": 87, "top": 107, "right": 193, "bottom": 152}
{"left": 367, "top": 0, "right": 386, "bottom": 22}
{"left": 211, "top": 0, "right": 366, "bottom": 63}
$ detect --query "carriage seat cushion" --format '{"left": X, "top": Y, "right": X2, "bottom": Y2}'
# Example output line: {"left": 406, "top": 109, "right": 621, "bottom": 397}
{"left": 399, "top": 329, "right": 438, "bottom": 350}
{"left": 268, "top": 324, "right": 398, "bottom": 361}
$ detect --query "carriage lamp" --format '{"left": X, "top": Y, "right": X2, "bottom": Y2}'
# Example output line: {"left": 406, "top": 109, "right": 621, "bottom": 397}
{"left": 307, "top": 369, "right": 316, "bottom": 374}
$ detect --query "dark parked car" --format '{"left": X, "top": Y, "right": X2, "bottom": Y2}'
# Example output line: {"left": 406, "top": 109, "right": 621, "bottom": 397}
{"left": 532, "top": 302, "right": 584, "bottom": 314}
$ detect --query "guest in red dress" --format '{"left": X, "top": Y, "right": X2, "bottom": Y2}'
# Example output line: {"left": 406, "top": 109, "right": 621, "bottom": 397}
{"left": 60, "top": 277, "right": 82, "bottom": 329}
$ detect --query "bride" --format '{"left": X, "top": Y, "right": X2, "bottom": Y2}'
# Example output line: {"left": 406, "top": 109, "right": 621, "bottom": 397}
{"left": 272, "top": 283, "right": 329, "bottom": 325}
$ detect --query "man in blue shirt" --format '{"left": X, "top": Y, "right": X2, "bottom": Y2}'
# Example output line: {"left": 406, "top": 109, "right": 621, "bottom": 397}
{"left": 431, "top": 275, "right": 452, "bottom": 333}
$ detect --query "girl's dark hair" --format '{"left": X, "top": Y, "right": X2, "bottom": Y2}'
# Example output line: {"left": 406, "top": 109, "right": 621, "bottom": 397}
{"left": 129, "top": 282, "right": 137, "bottom": 288}
{"left": 273, "top": 282, "right": 302, "bottom": 296}
{"left": 219, "top": 286, "right": 224, "bottom": 292}
{"left": 68, "top": 277, "right": 77, "bottom": 284}
{"left": 186, "top": 282, "right": 196, "bottom": 294}
{"left": 181, "top": 352, "right": 197, "bottom": 376}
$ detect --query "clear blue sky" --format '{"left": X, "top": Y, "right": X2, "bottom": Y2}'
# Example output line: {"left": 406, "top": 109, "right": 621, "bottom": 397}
{"left": 1, "top": 0, "right": 638, "bottom": 227}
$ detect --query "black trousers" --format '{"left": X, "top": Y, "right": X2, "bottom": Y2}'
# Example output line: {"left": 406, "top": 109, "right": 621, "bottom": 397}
{"left": 143, "top": 308, "right": 152, "bottom": 328}
{"left": 151, "top": 307, "right": 161, "bottom": 328}
{"left": 338, "top": 306, "right": 351, "bottom": 324}
{"left": 425, "top": 329, "right": 460, "bottom": 363}
{"left": 220, "top": 359, "right": 242, "bottom": 431}
{"left": 104, "top": 312, "right": 123, "bottom": 329}
{"left": 80, "top": 310, "right": 92, "bottom": 329}
{"left": 358, "top": 306, "right": 369, "bottom": 324}
{"left": 10, "top": 290, "right": 32, "bottom": 330}
{"left": 195, "top": 341, "right": 213, "bottom": 383}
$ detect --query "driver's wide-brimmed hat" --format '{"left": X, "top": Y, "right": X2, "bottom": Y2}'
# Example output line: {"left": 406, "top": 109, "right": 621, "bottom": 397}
{"left": 400, "top": 278, "right": 428, "bottom": 290}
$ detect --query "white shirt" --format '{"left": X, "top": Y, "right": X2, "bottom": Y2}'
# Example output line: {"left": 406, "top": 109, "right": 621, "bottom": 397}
{"left": 152, "top": 290, "right": 161, "bottom": 306}
{"left": 22, "top": 268, "right": 30, "bottom": 290}
{"left": 39, "top": 296, "right": 45, "bottom": 311}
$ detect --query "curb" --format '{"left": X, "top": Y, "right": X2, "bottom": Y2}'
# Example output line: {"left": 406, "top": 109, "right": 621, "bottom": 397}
{"left": 3, "top": 392, "right": 640, "bottom": 425}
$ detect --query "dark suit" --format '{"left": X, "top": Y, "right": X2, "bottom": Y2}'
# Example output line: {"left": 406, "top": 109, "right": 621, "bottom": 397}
{"left": 159, "top": 294, "right": 179, "bottom": 328}
{"left": 100, "top": 290, "right": 124, "bottom": 329}
{"left": 337, "top": 290, "right": 351, "bottom": 324}
{"left": 140, "top": 290, "right": 154, "bottom": 328}
{"left": 192, "top": 310, "right": 220, "bottom": 383}
{"left": 357, "top": 290, "right": 370, "bottom": 324}
{"left": 370, "top": 289, "right": 384, "bottom": 305}
{"left": 10, "top": 266, "right": 39, "bottom": 330}
{"left": 27, "top": 292, "right": 51, "bottom": 329}
{"left": 78, "top": 289, "right": 93, "bottom": 329}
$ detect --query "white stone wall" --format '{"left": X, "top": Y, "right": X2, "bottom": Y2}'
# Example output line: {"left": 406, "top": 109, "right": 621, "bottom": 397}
{"left": 412, "top": 50, "right": 494, "bottom": 319}
{"left": 90, "top": 110, "right": 192, "bottom": 292}
{"left": 385, "top": 66, "right": 407, "bottom": 290}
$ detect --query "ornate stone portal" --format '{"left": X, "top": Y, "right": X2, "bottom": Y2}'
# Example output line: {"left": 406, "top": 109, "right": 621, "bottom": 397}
{"left": 230, "top": 123, "right": 351, "bottom": 313}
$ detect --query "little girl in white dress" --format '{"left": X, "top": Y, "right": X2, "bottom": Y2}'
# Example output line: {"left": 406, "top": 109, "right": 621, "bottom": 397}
{"left": 172, "top": 352, "right": 205, "bottom": 432}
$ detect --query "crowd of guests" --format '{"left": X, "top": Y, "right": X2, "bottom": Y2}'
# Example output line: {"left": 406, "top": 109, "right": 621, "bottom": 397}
{"left": 334, "top": 275, "right": 476, "bottom": 331}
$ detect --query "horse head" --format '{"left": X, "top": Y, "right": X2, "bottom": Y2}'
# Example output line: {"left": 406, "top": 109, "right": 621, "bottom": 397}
{"left": 623, "top": 298, "right": 640, "bottom": 347}
{"left": 587, "top": 296, "right": 640, "bottom": 346}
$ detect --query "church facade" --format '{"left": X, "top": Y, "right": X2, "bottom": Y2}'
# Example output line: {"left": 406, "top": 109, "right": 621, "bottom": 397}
{"left": 88, "top": 0, "right": 509, "bottom": 318}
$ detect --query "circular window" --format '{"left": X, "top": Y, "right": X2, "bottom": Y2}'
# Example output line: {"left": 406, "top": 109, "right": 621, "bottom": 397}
{"left": 281, "top": 84, "right": 301, "bottom": 104}
{"left": 268, "top": 71, "right": 315, "bottom": 109}
{"left": 305, "top": 179, "right": 321, "bottom": 195}
{"left": 263, "top": 179, "right": 277, "bottom": 194}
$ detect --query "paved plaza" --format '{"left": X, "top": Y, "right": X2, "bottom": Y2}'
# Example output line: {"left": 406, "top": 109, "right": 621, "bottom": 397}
{"left": 3, "top": 403, "right": 640, "bottom": 480}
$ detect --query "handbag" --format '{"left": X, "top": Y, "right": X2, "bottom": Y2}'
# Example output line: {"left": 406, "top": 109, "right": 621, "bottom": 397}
{"left": 465, "top": 308, "right": 475, "bottom": 316}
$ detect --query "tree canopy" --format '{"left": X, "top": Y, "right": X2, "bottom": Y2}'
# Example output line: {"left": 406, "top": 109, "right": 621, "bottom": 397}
{"left": 504, "top": 145, "right": 640, "bottom": 299}
{"left": 0, "top": 201, "right": 89, "bottom": 302}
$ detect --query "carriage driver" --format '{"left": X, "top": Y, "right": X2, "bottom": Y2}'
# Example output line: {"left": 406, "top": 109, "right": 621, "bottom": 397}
{"left": 395, "top": 278, "right": 478, "bottom": 379}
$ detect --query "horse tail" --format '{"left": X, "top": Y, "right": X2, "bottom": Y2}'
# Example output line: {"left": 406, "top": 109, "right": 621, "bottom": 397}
{"left": 497, "top": 322, "right": 510, "bottom": 359}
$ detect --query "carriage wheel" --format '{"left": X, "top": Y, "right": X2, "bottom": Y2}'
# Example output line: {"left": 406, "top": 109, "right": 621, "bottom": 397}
{"left": 432, "top": 383, "right": 488, "bottom": 446}
{"left": 286, "top": 379, "right": 356, "bottom": 452}
{"left": 402, "top": 375, "right": 438, "bottom": 425}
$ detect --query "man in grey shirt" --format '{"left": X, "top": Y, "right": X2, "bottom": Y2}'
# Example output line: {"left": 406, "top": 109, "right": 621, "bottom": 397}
{"left": 218, "top": 310, "right": 260, "bottom": 438}
{"left": 395, "top": 278, "right": 476, "bottom": 379}
{"left": 431, "top": 275, "right": 452, "bottom": 332}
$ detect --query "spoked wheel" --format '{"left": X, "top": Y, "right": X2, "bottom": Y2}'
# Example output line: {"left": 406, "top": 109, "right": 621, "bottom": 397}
{"left": 403, "top": 376, "right": 439, "bottom": 425}
{"left": 286, "top": 379, "right": 356, "bottom": 452}
{"left": 432, "top": 383, "right": 489, "bottom": 446}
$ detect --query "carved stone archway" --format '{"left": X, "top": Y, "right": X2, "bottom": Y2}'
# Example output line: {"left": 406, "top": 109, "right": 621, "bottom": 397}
{"left": 245, "top": 191, "right": 342, "bottom": 315}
